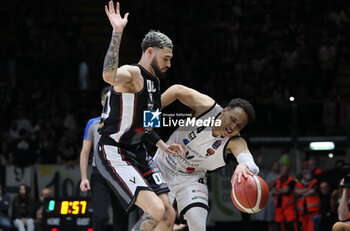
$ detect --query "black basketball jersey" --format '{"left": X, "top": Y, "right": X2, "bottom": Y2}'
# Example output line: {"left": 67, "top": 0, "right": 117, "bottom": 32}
{"left": 99, "top": 64, "right": 161, "bottom": 146}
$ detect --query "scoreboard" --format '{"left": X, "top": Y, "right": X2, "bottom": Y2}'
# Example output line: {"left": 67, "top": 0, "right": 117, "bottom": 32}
{"left": 41, "top": 197, "right": 93, "bottom": 231}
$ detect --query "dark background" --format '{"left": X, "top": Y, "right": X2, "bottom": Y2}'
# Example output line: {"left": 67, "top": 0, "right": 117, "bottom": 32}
{"left": 2, "top": 0, "right": 350, "bottom": 139}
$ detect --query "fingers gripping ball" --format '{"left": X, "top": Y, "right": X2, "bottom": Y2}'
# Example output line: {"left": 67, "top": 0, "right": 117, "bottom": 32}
{"left": 231, "top": 175, "right": 269, "bottom": 213}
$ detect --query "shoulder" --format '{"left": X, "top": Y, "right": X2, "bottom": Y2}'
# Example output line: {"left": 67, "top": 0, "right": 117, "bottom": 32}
{"left": 120, "top": 64, "right": 141, "bottom": 77}
{"left": 123, "top": 64, "right": 141, "bottom": 72}
{"left": 114, "top": 65, "right": 142, "bottom": 85}
{"left": 227, "top": 137, "right": 248, "bottom": 150}
{"left": 86, "top": 117, "right": 101, "bottom": 128}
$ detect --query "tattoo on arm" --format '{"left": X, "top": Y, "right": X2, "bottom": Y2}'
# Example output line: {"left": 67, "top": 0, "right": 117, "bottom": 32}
{"left": 103, "top": 31, "right": 122, "bottom": 73}
{"left": 132, "top": 212, "right": 158, "bottom": 231}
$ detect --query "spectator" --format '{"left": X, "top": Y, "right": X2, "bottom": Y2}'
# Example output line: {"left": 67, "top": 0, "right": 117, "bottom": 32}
{"left": 313, "top": 181, "right": 338, "bottom": 231}
{"left": 0, "top": 183, "right": 12, "bottom": 231}
{"left": 309, "top": 157, "right": 323, "bottom": 177}
{"left": 34, "top": 188, "right": 52, "bottom": 231}
{"left": 35, "top": 188, "right": 52, "bottom": 215}
{"left": 272, "top": 164, "right": 298, "bottom": 231}
{"left": 11, "top": 184, "right": 35, "bottom": 231}
{"left": 295, "top": 168, "right": 321, "bottom": 231}
{"left": 297, "top": 157, "right": 310, "bottom": 181}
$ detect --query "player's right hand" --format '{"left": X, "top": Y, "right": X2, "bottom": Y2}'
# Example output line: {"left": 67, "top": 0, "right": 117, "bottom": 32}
{"left": 231, "top": 163, "right": 253, "bottom": 187}
{"left": 168, "top": 143, "right": 186, "bottom": 157}
{"left": 105, "top": 1, "right": 129, "bottom": 31}
{"left": 80, "top": 179, "right": 91, "bottom": 192}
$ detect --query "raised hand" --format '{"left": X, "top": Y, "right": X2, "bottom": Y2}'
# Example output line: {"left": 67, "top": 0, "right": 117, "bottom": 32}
{"left": 105, "top": 1, "right": 129, "bottom": 31}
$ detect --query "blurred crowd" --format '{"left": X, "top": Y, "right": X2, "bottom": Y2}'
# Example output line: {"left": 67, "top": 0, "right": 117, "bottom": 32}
{"left": 0, "top": 0, "right": 349, "bottom": 180}
{"left": 247, "top": 156, "right": 349, "bottom": 231}
{"left": 0, "top": 183, "right": 52, "bottom": 231}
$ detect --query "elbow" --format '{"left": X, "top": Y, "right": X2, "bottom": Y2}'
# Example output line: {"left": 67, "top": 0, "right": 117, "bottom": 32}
{"left": 338, "top": 214, "right": 345, "bottom": 222}
{"left": 171, "top": 84, "right": 183, "bottom": 93}
{"left": 171, "top": 84, "right": 187, "bottom": 98}
{"left": 338, "top": 211, "right": 350, "bottom": 222}
{"left": 102, "top": 73, "right": 113, "bottom": 84}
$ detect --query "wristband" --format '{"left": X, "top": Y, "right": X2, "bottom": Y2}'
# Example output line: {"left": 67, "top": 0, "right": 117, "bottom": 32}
{"left": 236, "top": 152, "right": 259, "bottom": 175}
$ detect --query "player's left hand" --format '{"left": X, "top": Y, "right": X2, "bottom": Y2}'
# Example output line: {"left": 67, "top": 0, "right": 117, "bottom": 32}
{"left": 231, "top": 163, "right": 254, "bottom": 187}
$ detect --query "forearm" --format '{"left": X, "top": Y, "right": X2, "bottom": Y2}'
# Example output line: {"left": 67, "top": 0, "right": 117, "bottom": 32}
{"left": 303, "top": 188, "right": 316, "bottom": 196}
{"left": 102, "top": 29, "right": 123, "bottom": 84}
{"left": 156, "top": 139, "right": 168, "bottom": 151}
{"left": 80, "top": 151, "right": 89, "bottom": 180}
{"left": 338, "top": 189, "right": 350, "bottom": 221}
{"left": 295, "top": 188, "right": 306, "bottom": 195}
{"left": 278, "top": 187, "right": 290, "bottom": 194}
{"left": 143, "top": 129, "right": 162, "bottom": 147}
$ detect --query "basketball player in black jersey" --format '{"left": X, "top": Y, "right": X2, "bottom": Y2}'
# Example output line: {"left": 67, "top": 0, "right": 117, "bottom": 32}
{"left": 95, "top": 2, "right": 184, "bottom": 231}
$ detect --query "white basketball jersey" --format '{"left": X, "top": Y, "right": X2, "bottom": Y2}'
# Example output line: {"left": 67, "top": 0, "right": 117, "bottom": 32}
{"left": 157, "top": 104, "right": 232, "bottom": 174}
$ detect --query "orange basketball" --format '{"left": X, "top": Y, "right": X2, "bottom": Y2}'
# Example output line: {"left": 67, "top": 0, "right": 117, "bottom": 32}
{"left": 231, "top": 175, "right": 269, "bottom": 213}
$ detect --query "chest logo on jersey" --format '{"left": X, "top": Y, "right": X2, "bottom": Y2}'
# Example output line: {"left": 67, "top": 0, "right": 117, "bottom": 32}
{"left": 212, "top": 140, "right": 222, "bottom": 150}
{"left": 183, "top": 139, "right": 190, "bottom": 145}
{"left": 206, "top": 148, "right": 215, "bottom": 156}
{"left": 146, "top": 80, "right": 156, "bottom": 93}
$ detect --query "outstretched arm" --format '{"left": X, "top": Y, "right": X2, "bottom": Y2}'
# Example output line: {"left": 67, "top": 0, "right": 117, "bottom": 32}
{"left": 228, "top": 138, "right": 259, "bottom": 186}
{"left": 161, "top": 84, "right": 215, "bottom": 117}
{"left": 102, "top": 1, "right": 130, "bottom": 86}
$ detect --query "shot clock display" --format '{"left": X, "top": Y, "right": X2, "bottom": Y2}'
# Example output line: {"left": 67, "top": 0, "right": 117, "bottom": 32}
{"left": 42, "top": 197, "right": 93, "bottom": 231}
{"left": 51, "top": 200, "right": 87, "bottom": 215}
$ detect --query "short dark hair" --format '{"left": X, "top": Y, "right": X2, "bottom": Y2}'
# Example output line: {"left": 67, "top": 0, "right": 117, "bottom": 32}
{"left": 141, "top": 30, "right": 173, "bottom": 52}
{"left": 227, "top": 98, "right": 256, "bottom": 124}
{"left": 101, "top": 87, "right": 109, "bottom": 100}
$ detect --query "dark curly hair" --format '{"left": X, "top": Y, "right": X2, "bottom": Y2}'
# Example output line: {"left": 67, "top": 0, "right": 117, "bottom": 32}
{"left": 227, "top": 98, "right": 256, "bottom": 124}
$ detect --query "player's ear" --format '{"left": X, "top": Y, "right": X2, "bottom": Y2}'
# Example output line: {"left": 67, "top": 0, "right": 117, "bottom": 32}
{"left": 146, "top": 47, "right": 154, "bottom": 56}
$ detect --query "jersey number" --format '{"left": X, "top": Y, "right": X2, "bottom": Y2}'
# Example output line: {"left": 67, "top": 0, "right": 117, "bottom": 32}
{"left": 152, "top": 172, "right": 165, "bottom": 185}
{"left": 188, "top": 126, "right": 205, "bottom": 140}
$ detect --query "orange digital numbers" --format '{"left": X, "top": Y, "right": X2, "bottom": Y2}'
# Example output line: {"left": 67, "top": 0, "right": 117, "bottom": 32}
{"left": 59, "top": 200, "right": 87, "bottom": 215}
{"left": 80, "top": 201, "right": 87, "bottom": 214}
{"left": 60, "top": 201, "right": 69, "bottom": 214}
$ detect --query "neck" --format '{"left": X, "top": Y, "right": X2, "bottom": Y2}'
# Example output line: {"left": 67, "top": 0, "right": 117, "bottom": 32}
{"left": 138, "top": 58, "right": 155, "bottom": 76}
{"left": 211, "top": 126, "right": 219, "bottom": 137}
{"left": 211, "top": 114, "right": 223, "bottom": 137}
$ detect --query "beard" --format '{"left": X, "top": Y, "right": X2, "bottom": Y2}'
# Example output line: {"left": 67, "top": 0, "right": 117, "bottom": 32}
{"left": 151, "top": 57, "right": 166, "bottom": 78}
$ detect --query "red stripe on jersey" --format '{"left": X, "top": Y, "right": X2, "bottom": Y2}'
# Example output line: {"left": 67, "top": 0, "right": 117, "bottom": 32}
{"left": 101, "top": 145, "right": 133, "bottom": 197}
{"left": 142, "top": 169, "right": 155, "bottom": 177}
{"left": 114, "top": 95, "right": 123, "bottom": 133}
{"left": 134, "top": 127, "right": 145, "bottom": 133}
{"left": 132, "top": 95, "right": 137, "bottom": 125}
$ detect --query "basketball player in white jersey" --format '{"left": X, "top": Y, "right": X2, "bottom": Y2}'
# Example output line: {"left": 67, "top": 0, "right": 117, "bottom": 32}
{"left": 154, "top": 84, "right": 260, "bottom": 231}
